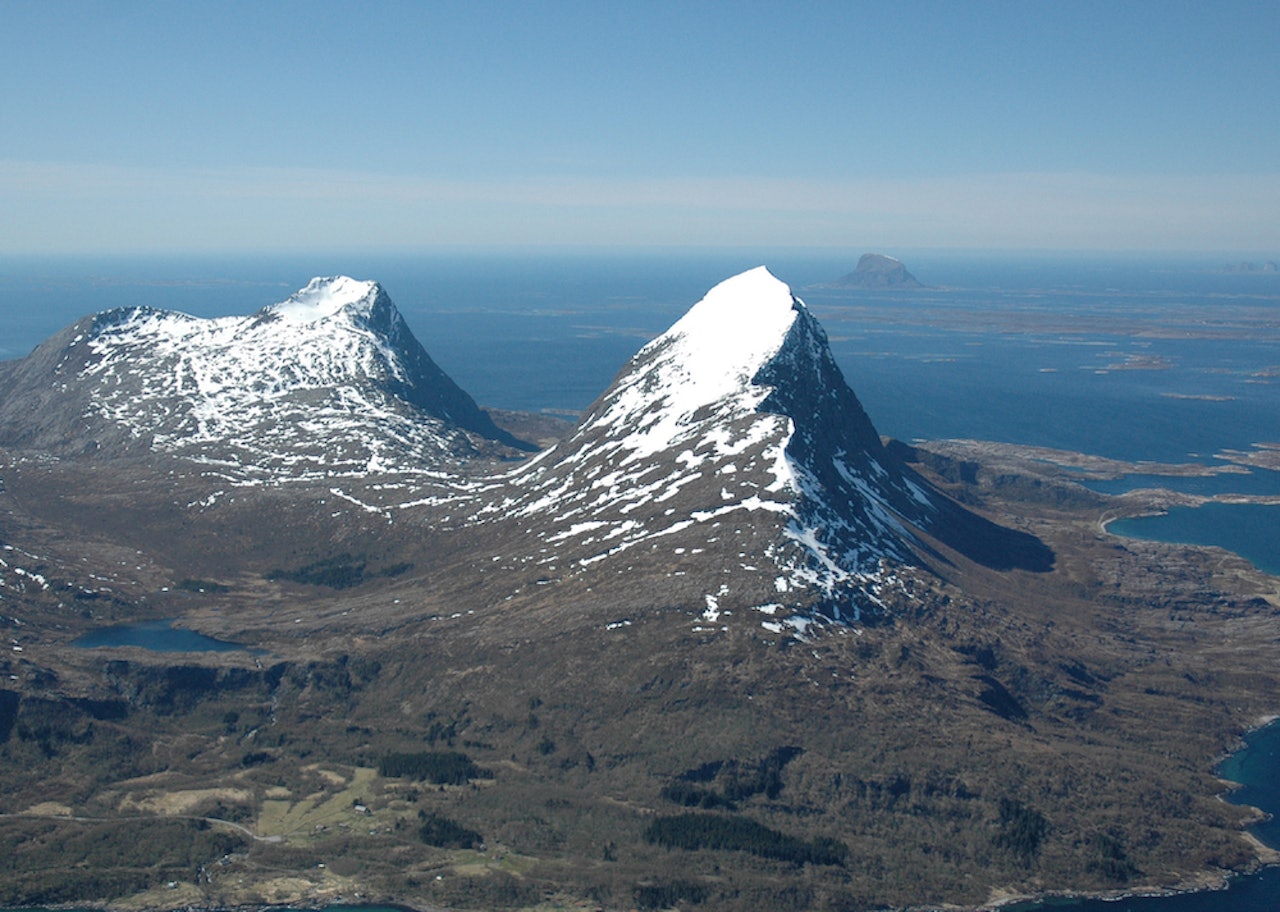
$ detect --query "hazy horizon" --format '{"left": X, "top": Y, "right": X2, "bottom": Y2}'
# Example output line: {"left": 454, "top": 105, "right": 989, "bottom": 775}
{"left": 3, "top": 1, "right": 1277, "bottom": 255}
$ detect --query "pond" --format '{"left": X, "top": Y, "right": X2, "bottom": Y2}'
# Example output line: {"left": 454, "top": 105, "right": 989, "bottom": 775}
{"left": 71, "top": 618, "right": 255, "bottom": 653}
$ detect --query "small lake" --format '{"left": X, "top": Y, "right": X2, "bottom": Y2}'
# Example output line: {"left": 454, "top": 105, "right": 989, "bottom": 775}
{"left": 71, "top": 618, "right": 253, "bottom": 653}
{"left": 1108, "top": 503, "right": 1280, "bottom": 577}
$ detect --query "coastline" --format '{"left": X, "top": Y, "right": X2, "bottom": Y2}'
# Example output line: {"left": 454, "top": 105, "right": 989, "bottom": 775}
{"left": 2, "top": 257, "right": 1280, "bottom": 912}
{"left": 980, "top": 717, "right": 1280, "bottom": 912}
{"left": 8, "top": 862, "right": 1280, "bottom": 912}
{"left": 980, "top": 861, "right": 1280, "bottom": 912}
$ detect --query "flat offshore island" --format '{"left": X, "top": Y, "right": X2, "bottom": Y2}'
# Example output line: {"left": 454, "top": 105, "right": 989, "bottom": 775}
{"left": 1, "top": 270, "right": 1279, "bottom": 912}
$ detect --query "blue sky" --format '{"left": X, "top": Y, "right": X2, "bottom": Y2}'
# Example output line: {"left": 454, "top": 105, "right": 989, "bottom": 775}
{"left": 2, "top": 0, "right": 1277, "bottom": 253}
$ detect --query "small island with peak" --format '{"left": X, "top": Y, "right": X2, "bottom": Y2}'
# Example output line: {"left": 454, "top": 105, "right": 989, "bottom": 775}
{"left": 825, "top": 252, "right": 925, "bottom": 289}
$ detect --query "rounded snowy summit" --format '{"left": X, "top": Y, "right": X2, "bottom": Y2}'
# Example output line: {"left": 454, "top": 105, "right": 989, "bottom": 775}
{"left": 268, "top": 276, "right": 381, "bottom": 323}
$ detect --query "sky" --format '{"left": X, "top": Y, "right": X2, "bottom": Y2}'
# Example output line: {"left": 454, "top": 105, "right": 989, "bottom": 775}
{"left": 2, "top": 0, "right": 1278, "bottom": 254}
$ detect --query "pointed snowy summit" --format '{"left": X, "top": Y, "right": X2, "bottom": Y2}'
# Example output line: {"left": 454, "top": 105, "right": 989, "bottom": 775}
{"left": 493, "top": 266, "right": 1050, "bottom": 629}
{"left": 574, "top": 266, "right": 831, "bottom": 466}
{"left": 654, "top": 265, "right": 801, "bottom": 404}
{"left": 498, "top": 267, "right": 921, "bottom": 622}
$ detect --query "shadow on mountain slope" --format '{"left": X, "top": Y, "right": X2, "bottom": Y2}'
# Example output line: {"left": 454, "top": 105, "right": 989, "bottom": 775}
{"left": 917, "top": 481, "right": 1056, "bottom": 572}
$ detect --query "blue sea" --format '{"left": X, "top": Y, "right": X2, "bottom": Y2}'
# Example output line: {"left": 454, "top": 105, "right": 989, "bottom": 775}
{"left": 4, "top": 249, "right": 1278, "bottom": 487}
{"left": 3, "top": 249, "right": 1279, "bottom": 459}
{"left": 1, "top": 249, "right": 1278, "bottom": 910}
{"left": 3, "top": 249, "right": 1280, "bottom": 561}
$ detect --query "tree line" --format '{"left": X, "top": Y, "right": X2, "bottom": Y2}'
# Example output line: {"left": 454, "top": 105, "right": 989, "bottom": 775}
{"left": 645, "top": 812, "right": 847, "bottom": 866}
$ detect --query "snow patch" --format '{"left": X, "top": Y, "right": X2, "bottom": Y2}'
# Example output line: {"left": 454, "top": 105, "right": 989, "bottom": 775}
{"left": 268, "top": 276, "right": 380, "bottom": 323}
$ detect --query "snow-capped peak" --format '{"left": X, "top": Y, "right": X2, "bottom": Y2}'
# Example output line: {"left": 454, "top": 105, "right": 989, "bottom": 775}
{"left": 0, "top": 277, "right": 524, "bottom": 477}
{"left": 265, "top": 276, "right": 382, "bottom": 324}
{"left": 493, "top": 266, "right": 936, "bottom": 626}
{"left": 659, "top": 266, "right": 800, "bottom": 406}
{"left": 548, "top": 266, "right": 815, "bottom": 469}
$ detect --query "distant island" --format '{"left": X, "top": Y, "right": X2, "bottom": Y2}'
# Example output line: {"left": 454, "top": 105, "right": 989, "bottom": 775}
{"left": 821, "top": 252, "right": 925, "bottom": 289}
{"left": 1221, "top": 260, "right": 1278, "bottom": 274}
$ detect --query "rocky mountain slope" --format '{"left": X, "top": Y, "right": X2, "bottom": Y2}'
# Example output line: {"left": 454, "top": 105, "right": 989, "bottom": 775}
{"left": 0, "top": 267, "right": 1046, "bottom": 632}
{"left": 0, "top": 276, "right": 530, "bottom": 479}
{"left": 481, "top": 266, "right": 1048, "bottom": 632}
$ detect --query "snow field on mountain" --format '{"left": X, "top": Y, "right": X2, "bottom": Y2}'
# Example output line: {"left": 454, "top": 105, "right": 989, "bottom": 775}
{"left": 491, "top": 266, "right": 932, "bottom": 631}
{"left": 12, "top": 267, "right": 953, "bottom": 638}
{"left": 64, "top": 278, "right": 478, "bottom": 479}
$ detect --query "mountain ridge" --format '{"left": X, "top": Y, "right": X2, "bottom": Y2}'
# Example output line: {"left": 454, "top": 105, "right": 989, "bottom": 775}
{"left": 479, "top": 266, "right": 1048, "bottom": 629}
{"left": 0, "top": 267, "right": 1049, "bottom": 632}
{"left": 0, "top": 276, "right": 531, "bottom": 476}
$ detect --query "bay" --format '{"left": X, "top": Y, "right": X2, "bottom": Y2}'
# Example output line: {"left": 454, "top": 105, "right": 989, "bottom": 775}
{"left": 1008, "top": 722, "right": 1280, "bottom": 912}
{"left": 1108, "top": 504, "right": 1280, "bottom": 577}
{"left": 1082, "top": 471, "right": 1280, "bottom": 498}
{"left": 1218, "top": 721, "right": 1280, "bottom": 851}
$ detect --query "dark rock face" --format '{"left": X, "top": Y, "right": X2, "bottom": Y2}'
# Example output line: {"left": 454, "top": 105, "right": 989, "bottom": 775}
{"left": 831, "top": 253, "right": 924, "bottom": 289}
{"left": 339, "top": 284, "right": 529, "bottom": 450}
{"left": 755, "top": 303, "right": 1051, "bottom": 577}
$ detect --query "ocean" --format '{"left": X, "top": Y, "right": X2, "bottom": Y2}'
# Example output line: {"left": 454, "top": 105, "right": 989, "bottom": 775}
{"left": 1, "top": 250, "right": 1278, "bottom": 909}
{"left": 4, "top": 249, "right": 1280, "bottom": 560}
{"left": 4, "top": 249, "right": 1279, "bottom": 461}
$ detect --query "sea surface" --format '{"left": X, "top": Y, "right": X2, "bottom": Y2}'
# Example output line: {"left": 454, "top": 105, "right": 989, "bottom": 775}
{"left": 3, "top": 249, "right": 1278, "bottom": 460}
{"left": 1108, "top": 504, "right": 1280, "bottom": 577}
{"left": 1, "top": 249, "right": 1278, "bottom": 909}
